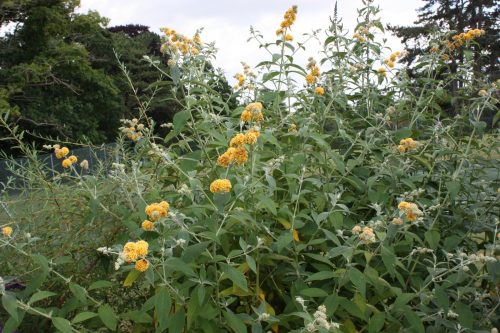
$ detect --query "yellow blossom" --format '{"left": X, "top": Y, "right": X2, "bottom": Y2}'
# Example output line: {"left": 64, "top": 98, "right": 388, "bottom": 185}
{"left": 314, "top": 87, "right": 325, "bottom": 95}
{"left": 123, "top": 242, "right": 139, "bottom": 262}
{"left": 68, "top": 155, "right": 77, "bottom": 164}
{"left": 230, "top": 133, "right": 247, "bottom": 147}
{"left": 398, "top": 201, "right": 422, "bottom": 222}
{"left": 293, "top": 230, "right": 300, "bottom": 242}
{"left": 285, "top": 34, "right": 293, "bottom": 41}
{"left": 2, "top": 226, "right": 13, "bottom": 237}
{"left": 55, "top": 146, "right": 69, "bottom": 159}
{"left": 377, "top": 67, "right": 386, "bottom": 77}
{"left": 62, "top": 158, "right": 72, "bottom": 168}
{"left": 351, "top": 225, "right": 362, "bottom": 234}
{"left": 359, "top": 226, "right": 376, "bottom": 244}
{"left": 145, "top": 201, "right": 169, "bottom": 221}
{"left": 244, "top": 129, "right": 260, "bottom": 145}
{"left": 135, "top": 259, "right": 149, "bottom": 272}
{"left": 233, "top": 146, "right": 248, "bottom": 165}
{"left": 305, "top": 74, "right": 316, "bottom": 84}
{"left": 392, "top": 217, "right": 403, "bottom": 225}
{"left": 142, "top": 220, "right": 154, "bottom": 231}
{"left": 210, "top": 179, "right": 232, "bottom": 193}
{"left": 135, "top": 240, "right": 149, "bottom": 257}
{"left": 289, "top": 123, "right": 297, "bottom": 133}
{"left": 399, "top": 138, "right": 418, "bottom": 152}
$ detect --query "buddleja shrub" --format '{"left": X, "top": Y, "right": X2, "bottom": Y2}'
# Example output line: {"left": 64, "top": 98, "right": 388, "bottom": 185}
{"left": 1, "top": 1, "right": 499, "bottom": 332}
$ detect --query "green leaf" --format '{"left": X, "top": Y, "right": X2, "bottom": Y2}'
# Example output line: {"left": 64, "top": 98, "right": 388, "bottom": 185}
{"left": 69, "top": 283, "right": 87, "bottom": 303}
{"left": 425, "top": 229, "right": 441, "bottom": 250}
{"left": 155, "top": 287, "right": 171, "bottom": 331}
{"left": 404, "top": 309, "right": 424, "bottom": 333}
{"left": 256, "top": 194, "right": 277, "bottom": 215}
{"left": 71, "top": 312, "right": 98, "bottom": 324}
{"left": 88, "top": 280, "right": 113, "bottom": 290}
{"left": 168, "top": 308, "right": 185, "bottom": 333}
{"left": 220, "top": 263, "right": 248, "bottom": 291}
{"left": 52, "top": 317, "right": 72, "bottom": 333}
{"left": 299, "top": 288, "right": 329, "bottom": 297}
{"left": 28, "top": 291, "right": 57, "bottom": 305}
{"left": 223, "top": 309, "right": 247, "bottom": 333}
{"left": 348, "top": 268, "right": 366, "bottom": 298}
{"left": 393, "top": 293, "right": 415, "bottom": 308}
{"left": 173, "top": 110, "right": 191, "bottom": 134}
{"left": 368, "top": 313, "right": 385, "bottom": 333}
{"left": 123, "top": 269, "right": 141, "bottom": 287}
{"left": 305, "top": 271, "right": 336, "bottom": 282}
{"left": 2, "top": 293, "right": 18, "bottom": 322}
{"left": 277, "top": 232, "right": 293, "bottom": 253}
{"left": 446, "top": 181, "right": 460, "bottom": 201}
{"left": 456, "top": 302, "right": 473, "bottom": 328}
{"left": 98, "top": 304, "right": 118, "bottom": 331}
{"left": 246, "top": 255, "right": 257, "bottom": 273}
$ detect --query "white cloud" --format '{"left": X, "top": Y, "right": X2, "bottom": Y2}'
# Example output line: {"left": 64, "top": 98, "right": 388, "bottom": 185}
{"left": 77, "top": 0, "right": 423, "bottom": 83}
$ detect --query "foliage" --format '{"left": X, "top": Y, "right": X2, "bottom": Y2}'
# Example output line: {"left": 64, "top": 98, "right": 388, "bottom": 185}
{"left": 1, "top": 1, "right": 499, "bottom": 333}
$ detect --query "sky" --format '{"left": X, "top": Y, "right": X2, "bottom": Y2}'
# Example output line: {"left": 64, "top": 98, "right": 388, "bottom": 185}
{"left": 77, "top": 0, "right": 423, "bottom": 84}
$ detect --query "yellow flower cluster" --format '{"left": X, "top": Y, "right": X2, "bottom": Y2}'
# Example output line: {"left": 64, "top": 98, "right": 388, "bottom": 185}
{"left": 447, "top": 28, "right": 485, "bottom": 51}
{"left": 392, "top": 217, "right": 403, "bottom": 225}
{"left": 353, "top": 25, "right": 370, "bottom": 43}
{"left": 285, "top": 34, "right": 294, "bottom": 41}
{"left": 289, "top": 123, "right": 298, "bottom": 133}
{"left": 160, "top": 27, "right": 201, "bottom": 56}
{"left": 306, "top": 58, "right": 320, "bottom": 85}
{"left": 217, "top": 129, "right": 260, "bottom": 167}
{"left": 210, "top": 179, "right": 232, "bottom": 193}
{"left": 314, "top": 87, "right": 325, "bottom": 96}
{"left": 141, "top": 220, "right": 154, "bottom": 231}
{"left": 398, "top": 138, "right": 418, "bottom": 153}
{"left": 383, "top": 51, "right": 402, "bottom": 69}
{"left": 123, "top": 240, "right": 149, "bottom": 262}
{"left": 145, "top": 201, "right": 169, "bottom": 221}
{"left": 352, "top": 225, "right": 375, "bottom": 244}
{"left": 135, "top": 259, "right": 150, "bottom": 272}
{"left": 62, "top": 155, "right": 78, "bottom": 168}
{"left": 234, "top": 73, "right": 245, "bottom": 90}
{"left": 241, "top": 102, "right": 264, "bottom": 123}
{"left": 377, "top": 67, "right": 387, "bottom": 77}
{"left": 398, "top": 201, "right": 423, "bottom": 222}
{"left": 54, "top": 145, "right": 69, "bottom": 159}
{"left": 276, "top": 6, "right": 298, "bottom": 36}
{"left": 2, "top": 226, "right": 13, "bottom": 237}
{"left": 119, "top": 118, "right": 145, "bottom": 141}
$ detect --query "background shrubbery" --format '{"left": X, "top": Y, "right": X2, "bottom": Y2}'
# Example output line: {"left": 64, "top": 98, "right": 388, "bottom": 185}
{"left": 1, "top": 1, "right": 499, "bottom": 332}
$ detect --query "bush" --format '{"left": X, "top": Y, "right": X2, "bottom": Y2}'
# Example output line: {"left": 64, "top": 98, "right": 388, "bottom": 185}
{"left": 1, "top": 1, "right": 499, "bottom": 332}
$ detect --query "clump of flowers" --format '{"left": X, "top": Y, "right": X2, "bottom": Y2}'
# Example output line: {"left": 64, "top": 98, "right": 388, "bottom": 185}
{"left": 217, "top": 128, "right": 260, "bottom": 167}
{"left": 145, "top": 201, "right": 170, "bottom": 221}
{"left": 2, "top": 226, "right": 13, "bottom": 237}
{"left": 122, "top": 240, "right": 149, "bottom": 263}
{"left": 359, "top": 226, "right": 376, "bottom": 244}
{"left": 160, "top": 27, "right": 201, "bottom": 56}
{"left": 314, "top": 86, "right": 325, "bottom": 95}
{"left": 305, "top": 304, "right": 340, "bottom": 332}
{"left": 233, "top": 73, "right": 245, "bottom": 90}
{"left": 398, "top": 137, "right": 418, "bottom": 153}
{"left": 135, "top": 259, "right": 150, "bottom": 272}
{"left": 289, "top": 123, "right": 298, "bottom": 133}
{"left": 398, "top": 201, "right": 423, "bottom": 222}
{"left": 447, "top": 28, "right": 485, "bottom": 51}
{"left": 276, "top": 6, "right": 298, "bottom": 36}
{"left": 119, "top": 118, "right": 147, "bottom": 141}
{"left": 353, "top": 24, "right": 371, "bottom": 43}
{"left": 306, "top": 58, "right": 320, "bottom": 84}
{"left": 53, "top": 145, "right": 69, "bottom": 159}
{"left": 141, "top": 220, "right": 154, "bottom": 231}
{"left": 383, "top": 51, "right": 402, "bottom": 69}
{"left": 377, "top": 67, "right": 386, "bottom": 77}
{"left": 241, "top": 102, "right": 264, "bottom": 123}
{"left": 392, "top": 217, "right": 403, "bottom": 225}
{"left": 210, "top": 179, "right": 232, "bottom": 193}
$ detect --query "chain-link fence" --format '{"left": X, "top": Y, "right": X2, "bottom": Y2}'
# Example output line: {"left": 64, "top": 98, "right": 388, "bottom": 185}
{"left": 0, "top": 144, "right": 119, "bottom": 189}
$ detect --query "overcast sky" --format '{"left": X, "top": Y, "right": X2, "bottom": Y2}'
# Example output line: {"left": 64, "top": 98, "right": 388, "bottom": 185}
{"left": 77, "top": 0, "right": 423, "bottom": 83}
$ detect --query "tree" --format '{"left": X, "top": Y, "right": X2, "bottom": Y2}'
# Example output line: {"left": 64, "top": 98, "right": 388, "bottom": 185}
{"left": 389, "top": 0, "right": 499, "bottom": 80}
{"left": 0, "top": 0, "right": 124, "bottom": 153}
